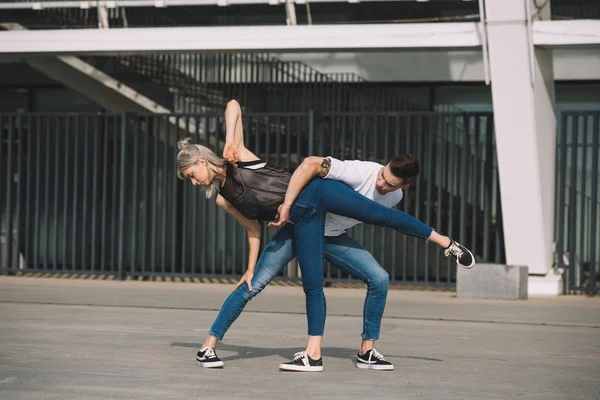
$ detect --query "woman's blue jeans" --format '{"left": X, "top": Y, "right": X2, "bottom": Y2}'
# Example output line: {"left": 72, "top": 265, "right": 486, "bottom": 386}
{"left": 288, "top": 179, "right": 433, "bottom": 337}
{"left": 208, "top": 224, "right": 391, "bottom": 341}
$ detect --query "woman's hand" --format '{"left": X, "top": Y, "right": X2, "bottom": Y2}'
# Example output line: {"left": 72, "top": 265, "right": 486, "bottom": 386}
{"left": 223, "top": 141, "right": 239, "bottom": 166}
{"left": 268, "top": 203, "right": 291, "bottom": 228}
{"left": 233, "top": 269, "right": 254, "bottom": 292}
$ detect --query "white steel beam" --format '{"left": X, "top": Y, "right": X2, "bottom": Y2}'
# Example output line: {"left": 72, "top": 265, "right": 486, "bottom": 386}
{"left": 0, "top": 23, "right": 483, "bottom": 55}
{"left": 533, "top": 20, "right": 600, "bottom": 47}
{"left": 1, "top": 20, "right": 598, "bottom": 56}
{"left": 0, "top": 0, "right": 436, "bottom": 10}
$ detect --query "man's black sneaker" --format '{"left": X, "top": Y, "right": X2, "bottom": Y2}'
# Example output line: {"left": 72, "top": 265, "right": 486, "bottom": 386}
{"left": 356, "top": 349, "right": 394, "bottom": 371}
{"left": 279, "top": 351, "right": 323, "bottom": 372}
{"left": 444, "top": 240, "right": 475, "bottom": 269}
{"left": 196, "top": 346, "right": 224, "bottom": 368}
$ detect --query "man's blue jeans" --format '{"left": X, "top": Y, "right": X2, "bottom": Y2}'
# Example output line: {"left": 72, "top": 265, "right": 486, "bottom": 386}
{"left": 209, "top": 224, "right": 390, "bottom": 341}
{"left": 210, "top": 179, "right": 433, "bottom": 339}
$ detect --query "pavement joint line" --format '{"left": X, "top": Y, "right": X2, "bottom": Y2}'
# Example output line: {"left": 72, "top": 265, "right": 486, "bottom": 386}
{"left": 2, "top": 300, "right": 599, "bottom": 330}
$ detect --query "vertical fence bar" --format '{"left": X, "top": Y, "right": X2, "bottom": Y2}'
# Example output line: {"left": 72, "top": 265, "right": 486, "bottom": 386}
{"left": 413, "top": 115, "right": 423, "bottom": 281}
{"left": 14, "top": 115, "right": 24, "bottom": 274}
{"left": 52, "top": 117, "right": 61, "bottom": 272}
{"left": 24, "top": 116, "right": 33, "bottom": 272}
{"left": 117, "top": 113, "right": 127, "bottom": 280}
{"left": 579, "top": 115, "right": 589, "bottom": 291}
{"left": 482, "top": 117, "right": 494, "bottom": 261}
{"left": 446, "top": 116, "right": 458, "bottom": 283}
{"left": 211, "top": 116, "right": 218, "bottom": 275}
{"left": 424, "top": 115, "right": 435, "bottom": 283}
{"left": 141, "top": 116, "right": 151, "bottom": 276}
{"left": 111, "top": 115, "right": 120, "bottom": 275}
{"left": 471, "top": 116, "right": 480, "bottom": 255}
{"left": 265, "top": 116, "right": 272, "bottom": 164}
{"left": 3, "top": 115, "right": 12, "bottom": 273}
{"left": 81, "top": 116, "right": 89, "bottom": 272}
{"left": 556, "top": 114, "right": 569, "bottom": 274}
{"left": 460, "top": 116, "right": 470, "bottom": 247}
{"left": 161, "top": 116, "right": 170, "bottom": 275}
{"left": 62, "top": 116, "right": 71, "bottom": 272}
{"left": 70, "top": 115, "right": 79, "bottom": 272}
{"left": 181, "top": 117, "right": 189, "bottom": 275}
{"left": 100, "top": 115, "right": 109, "bottom": 273}
{"left": 34, "top": 116, "right": 42, "bottom": 271}
{"left": 0, "top": 116, "right": 3, "bottom": 273}
{"left": 589, "top": 114, "right": 599, "bottom": 295}
{"left": 171, "top": 117, "right": 179, "bottom": 275}
{"left": 307, "top": 110, "right": 314, "bottom": 157}
{"left": 46, "top": 117, "right": 54, "bottom": 271}
{"left": 391, "top": 115, "right": 400, "bottom": 282}
{"left": 435, "top": 117, "right": 446, "bottom": 281}
{"left": 370, "top": 116, "right": 378, "bottom": 262}
{"left": 381, "top": 115, "right": 390, "bottom": 274}
{"left": 90, "top": 115, "right": 100, "bottom": 273}
{"left": 151, "top": 116, "right": 159, "bottom": 274}
{"left": 360, "top": 115, "right": 367, "bottom": 252}
{"left": 567, "top": 115, "right": 579, "bottom": 291}
{"left": 191, "top": 117, "right": 201, "bottom": 275}
{"left": 402, "top": 115, "right": 410, "bottom": 282}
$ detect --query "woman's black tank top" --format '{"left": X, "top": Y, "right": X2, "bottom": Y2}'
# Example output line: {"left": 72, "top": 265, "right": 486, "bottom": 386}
{"left": 218, "top": 160, "right": 292, "bottom": 221}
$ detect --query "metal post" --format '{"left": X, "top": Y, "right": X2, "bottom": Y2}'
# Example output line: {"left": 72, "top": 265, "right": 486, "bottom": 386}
{"left": 589, "top": 114, "right": 599, "bottom": 296}
{"left": 524, "top": 0, "right": 536, "bottom": 87}
{"left": 308, "top": 110, "right": 314, "bottom": 156}
{"left": 477, "top": 0, "right": 491, "bottom": 85}
{"left": 117, "top": 113, "right": 127, "bottom": 280}
{"left": 4, "top": 116, "right": 14, "bottom": 274}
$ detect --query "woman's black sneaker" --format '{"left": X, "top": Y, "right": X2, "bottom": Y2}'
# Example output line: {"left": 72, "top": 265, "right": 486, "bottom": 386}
{"left": 356, "top": 349, "right": 394, "bottom": 371}
{"left": 196, "top": 346, "right": 224, "bottom": 368}
{"left": 279, "top": 351, "right": 323, "bottom": 372}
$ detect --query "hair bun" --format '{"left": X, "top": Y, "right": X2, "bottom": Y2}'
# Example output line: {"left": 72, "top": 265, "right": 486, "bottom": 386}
{"left": 177, "top": 137, "right": 193, "bottom": 151}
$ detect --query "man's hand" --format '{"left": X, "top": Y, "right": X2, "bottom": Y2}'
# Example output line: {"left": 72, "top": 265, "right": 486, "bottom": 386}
{"left": 233, "top": 270, "right": 254, "bottom": 292}
{"left": 268, "top": 204, "right": 291, "bottom": 228}
{"left": 223, "top": 141, "right": 239, "bottom": 166}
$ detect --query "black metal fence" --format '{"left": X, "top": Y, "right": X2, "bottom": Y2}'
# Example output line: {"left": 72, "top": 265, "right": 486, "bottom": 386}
{"left": 1, "top": 111, "right": 502, "bottom": 286}
{"left": 555, "top": 112, "right": 599, "bottom": 295}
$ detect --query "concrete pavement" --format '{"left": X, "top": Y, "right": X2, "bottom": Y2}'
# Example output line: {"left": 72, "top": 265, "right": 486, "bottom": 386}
{"left": 0, "top": 276, "right": 599, "bottom": 400}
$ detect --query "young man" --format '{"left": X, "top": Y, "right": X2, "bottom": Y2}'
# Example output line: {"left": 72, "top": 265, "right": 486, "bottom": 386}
{"left": 195, "top": 100, "right": 474, "bottom": 372}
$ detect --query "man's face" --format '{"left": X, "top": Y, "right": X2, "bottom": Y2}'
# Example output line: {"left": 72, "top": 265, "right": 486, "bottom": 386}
{"left": 375, "top": 164, "right": 411, "bottom": 195}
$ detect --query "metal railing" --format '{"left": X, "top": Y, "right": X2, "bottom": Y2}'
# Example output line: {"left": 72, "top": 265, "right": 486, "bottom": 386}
{"left": 92, "top": 53, "right": 422, "bottom": 114}
{"left": 550, "top": 0, "right": 600, "bottom": 20}
{"left": 555, "top": 112, "right": 599, "bottom": 295}
{"left": 0, "top": 111, "right": 502, "bottom": 286}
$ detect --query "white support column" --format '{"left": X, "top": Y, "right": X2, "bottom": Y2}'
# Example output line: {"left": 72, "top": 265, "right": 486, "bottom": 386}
{"left": 484, "top": 0, "right": 560, "bottom": 294}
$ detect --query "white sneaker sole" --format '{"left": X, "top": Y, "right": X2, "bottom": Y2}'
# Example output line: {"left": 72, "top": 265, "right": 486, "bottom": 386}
{"left": 356, "top": 362, "right": 394, "bottom": 371}
{"left": 196, "top": 360, "right": 224, "bottom": 368}
{"left": 456, "top": 247, "right": 476, "bottom": 269}
{"left": 460, "top": 251, "right": 476, "bottom": 269}
{"left": 279, "top": 364, "right": 323, "bottom": 372}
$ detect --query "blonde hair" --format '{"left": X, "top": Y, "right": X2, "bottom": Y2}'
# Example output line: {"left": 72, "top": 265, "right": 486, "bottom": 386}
{"left": 176, "top": 138, "right": 227, "bottom": 199}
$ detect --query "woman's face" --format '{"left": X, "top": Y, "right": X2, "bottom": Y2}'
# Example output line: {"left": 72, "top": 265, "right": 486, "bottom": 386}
{"left": 181, "top": 159, "right": 213, "bottom": 187}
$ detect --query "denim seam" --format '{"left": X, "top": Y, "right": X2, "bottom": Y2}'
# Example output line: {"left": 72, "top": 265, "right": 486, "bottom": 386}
{"left": 208, "top": 329, "right": 224, "bottom": 341}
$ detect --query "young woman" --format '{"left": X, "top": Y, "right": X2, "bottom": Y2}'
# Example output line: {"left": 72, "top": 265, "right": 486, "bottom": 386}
{"left": 178, "top": 100, "right": 474, "bottom": 372}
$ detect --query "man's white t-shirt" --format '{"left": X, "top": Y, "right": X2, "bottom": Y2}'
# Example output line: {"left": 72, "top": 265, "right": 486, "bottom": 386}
{"left": 322, "top": 157, "right": 404, "bottom": 237}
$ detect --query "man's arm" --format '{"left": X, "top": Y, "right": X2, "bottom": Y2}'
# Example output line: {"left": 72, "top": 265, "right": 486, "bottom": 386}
{"left": 281, "top": 156, "right": 330, "bottom": 207}
{"left": 223, "top": 100, "right": 260, "bottom": 163}
{"left": 267, "top": 156, "right": 330, "bottom": 228}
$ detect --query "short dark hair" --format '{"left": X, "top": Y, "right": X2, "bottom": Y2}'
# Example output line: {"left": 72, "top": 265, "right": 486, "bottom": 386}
{"left": 388, "top": 154, "right": 419, "bottom": 185}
